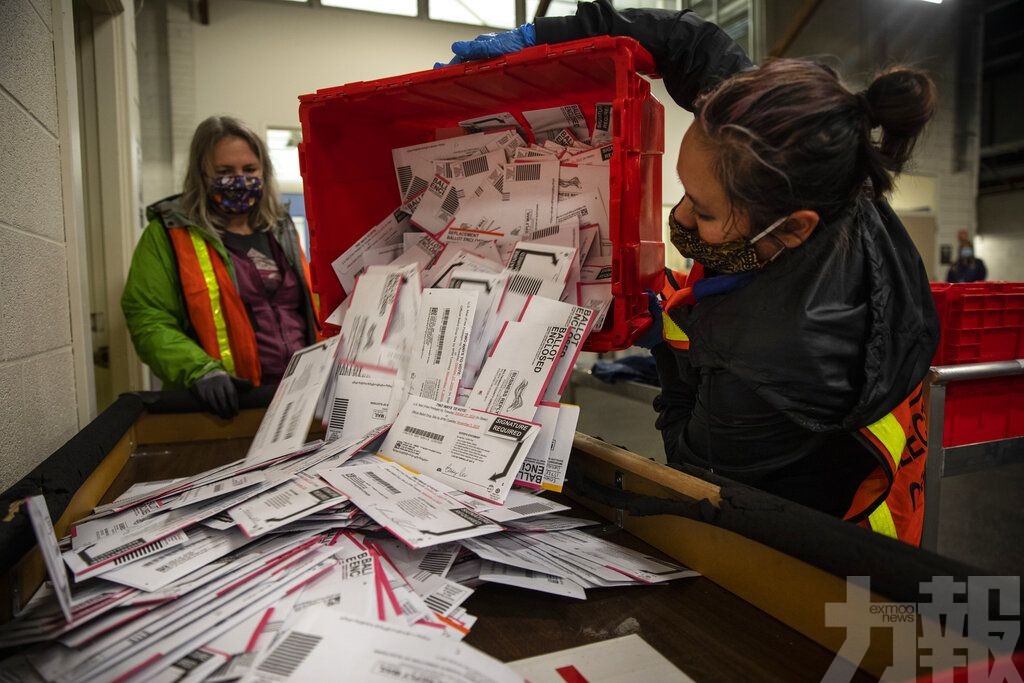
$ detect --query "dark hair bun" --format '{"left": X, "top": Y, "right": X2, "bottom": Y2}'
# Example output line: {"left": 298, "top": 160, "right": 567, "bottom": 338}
{"left": 863, "top": 68, "right": 937, "bottom": 171}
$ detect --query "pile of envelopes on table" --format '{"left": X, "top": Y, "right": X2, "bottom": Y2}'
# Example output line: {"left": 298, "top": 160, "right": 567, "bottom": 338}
{"left": 0, "top": 103, "right": 698, "bottom": 683}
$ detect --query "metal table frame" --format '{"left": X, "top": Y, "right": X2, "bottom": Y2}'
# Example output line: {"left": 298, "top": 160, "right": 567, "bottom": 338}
{"left": 923, "top": 359, "right": 1024, "bottom": 550}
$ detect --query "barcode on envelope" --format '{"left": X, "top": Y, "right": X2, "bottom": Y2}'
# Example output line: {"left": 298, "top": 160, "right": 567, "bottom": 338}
{"left": 110, "top": 535, "right": 174, "bottom": 565}
{"left": 397, "top": 165, "right": 412, "bottom": 195}
{"left": 283, "top": 405, "right": 302, "bottom": 442}
{"left": 256, "top": 631, "right": 322, "bottom": 677}
{"left": 462, "top": 156, "right": 489, "bottom": 176}
{"left": 404, "top": 426, "right": 445, "bottom": 443}
{"left": 366, "top": 471, "right": 402, "bottom": 496}
{"left": 440, "top": 190, "right": 460, "bottom": 216}
{"left": 509, "top": 502, "right": 553, "bottom": 516}
{"left": 408, "top": 176, "right": 428, "bottom": 199}
{"left": 508, "top": 273, "right": 543, "bottom": 296}
{"left": 273, "top": 402, "right": 293, "bottom": 443}
{"left": 514, "top": 163, "right": 541, "bottom": 182}
{"left": 417, "top": 547, "right": 451, "bottom": 574}
{"left": 425, "top": 593, "right": 455, "bottom": 614}
{"left": 327, "top": 397, "right": 349, "bottom": 437}
{"left": 531, "top": 224, "right": 560, "bottom": 240}
{"left": 433, "top": 310, "right": 450, "bottom": 364}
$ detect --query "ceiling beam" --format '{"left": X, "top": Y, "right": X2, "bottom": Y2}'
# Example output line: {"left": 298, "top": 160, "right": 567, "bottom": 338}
{"left": 770, "top": 0, "right": 827, "bottom": 58}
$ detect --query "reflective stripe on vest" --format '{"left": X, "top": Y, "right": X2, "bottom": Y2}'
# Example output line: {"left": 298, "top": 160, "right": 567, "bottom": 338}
{"left": 845, "top": 384, "right": 928, "bottom": 546}
{"left": 663, "top": 311, "right": 689, "bottom": 346}
{"left": 864, "top": 412, "right": 905, "bottom": 471}
{"left": 867, "top": 501, "right": 898, "bottom": 539}
{"left": 166, "top": 226, "right": 261, "bottom": 385}
{"left": 189, "top": 231, "right": 235, "bottom": 375}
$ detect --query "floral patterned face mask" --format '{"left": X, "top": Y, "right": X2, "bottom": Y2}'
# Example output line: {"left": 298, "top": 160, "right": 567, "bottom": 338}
{"left": 668, "top": 200, "right": 788, "bottom": 274}
{"left": 209, "top": 174, "right": 263, "bottom": 215}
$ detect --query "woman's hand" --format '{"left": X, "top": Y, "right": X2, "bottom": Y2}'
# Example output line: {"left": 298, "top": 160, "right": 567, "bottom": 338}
{"left": 434, "top": 24, "right": 536, "bottom": 68}
{"left": 192, "top": 370, "right": 252, "bottom": 419}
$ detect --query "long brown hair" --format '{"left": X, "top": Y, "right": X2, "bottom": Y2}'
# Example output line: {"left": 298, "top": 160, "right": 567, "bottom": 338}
{"left": 181, "top": 116, "right": 285, "bottom": 233}
{"left": 694, "top": 60, "right": 937, "bottom": 236}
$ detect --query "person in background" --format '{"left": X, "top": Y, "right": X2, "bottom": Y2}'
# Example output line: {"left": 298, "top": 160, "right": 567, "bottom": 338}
{"left": 442, "top": 0, "right": 939, "bottom": 545}
{"left": 946, "top": 241, "right": 987, "bottom": 283}
{"left": 122, "top": 116, "right": 318, "bottom": 419}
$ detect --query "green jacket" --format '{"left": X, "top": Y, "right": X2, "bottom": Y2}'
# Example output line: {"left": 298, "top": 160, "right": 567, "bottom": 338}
{"left": 121, "top": 195, "right": 316, "bottom": 389}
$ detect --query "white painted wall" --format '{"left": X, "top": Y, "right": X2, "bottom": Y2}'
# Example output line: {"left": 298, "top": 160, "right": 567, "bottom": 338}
{"left": 192, "top": 1, "right": 479, "bottom": 133}
{"left": 0, "top": 0, "right": 87, "bottom": 490}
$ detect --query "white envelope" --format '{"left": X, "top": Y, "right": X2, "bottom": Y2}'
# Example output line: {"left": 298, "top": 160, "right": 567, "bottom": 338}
{"left": 523, "top": 104, "right": 589, "bottom": 144}
{"left": 503, "top": 241, "right": 577, "bottom": 300}
{"left": 246, "top": 337, "right": 340, "bottom": 464}
{"left": 392, "top": 129, "right": 511, "bottom": 197}
{"left": 26, "top": 496, "right": 73, "bottom": 622}
{"left": 411, "top": 175, "right": 461, "bottom": 236}
{"left": 248, "top": 609, "right": 522, "bottom": 683}
{"left": 513, "top": 402, "right": 561, "bottom": 490}
{"left": 467, "top": 296, "right": 578, "bottom": 420}
{"left": 406, "top": 289, "right": 477, "bottom": 404}
{"left": 320, "top": 460, "right": 503, "bottom": 549}
{"left": 380, "top": 396, "right": 539, "bottom": 504}
{"left": 479, "top": 560, "right": 587, "bottom": 600}
{"left": 228, "top": 473, "right": 348, "bottom": 538}
{"left": 324, "top": 373, "right": 398, "bottom": 444}
{"left": 448, "top": 270, "right": 507, "bottom": 390}
{"left": 577, "top": 281, "right": 613, "bottom": 329}
{"left": 557, "top": 190, "right": 610, "bottom": 256}
{"left": 541, "top": 403, "right": 580, "bottom": 493}
{"left": 331, "top": 206, "right": 407, "bottom": 296}
{"left": 590, "top": 102, "right": 614, "bottom": 146}
{"left": 570, "top": 143, "right": 614, "bottom": 165}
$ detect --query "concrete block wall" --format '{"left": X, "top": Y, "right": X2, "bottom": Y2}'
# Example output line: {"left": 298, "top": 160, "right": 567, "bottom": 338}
{"left": 0, "top": 0, "right": 82, "bottom": 490}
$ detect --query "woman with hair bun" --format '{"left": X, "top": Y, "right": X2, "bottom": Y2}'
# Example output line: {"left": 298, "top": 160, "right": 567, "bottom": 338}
{"left": 446, "top": 1, "right": 939, "bottom": 545}
{"left": 122, "top": 116, "right": 318, "bottom": 419}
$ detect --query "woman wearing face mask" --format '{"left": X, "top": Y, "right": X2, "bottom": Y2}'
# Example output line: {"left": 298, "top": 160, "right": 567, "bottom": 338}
{"left": 446, "top": 1, "right": 939, "bottom": 545}
{"left": 122, "top": 116, "right": 318, "bottom": 418}
{"left": 947, "top": 242, "right": 987, "bottom": 283}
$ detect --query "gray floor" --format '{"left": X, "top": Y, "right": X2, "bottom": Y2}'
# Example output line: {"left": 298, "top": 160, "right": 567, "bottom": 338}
{"left": 567, "top": 370, "right": 1024, "bottom": 577}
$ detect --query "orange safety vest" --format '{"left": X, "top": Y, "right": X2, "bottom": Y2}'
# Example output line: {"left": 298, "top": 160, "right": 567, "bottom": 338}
{"left": 167, "top": 227, "right": 263, "bottom": 386}
{"left": 661, "top": 263, "right": 927, "bottom": 545}
{"left": 844, "top": 384, "right": 928, "bottom": 546}
{"left": 660, "top": 264, "right": 704, "bottom": 350}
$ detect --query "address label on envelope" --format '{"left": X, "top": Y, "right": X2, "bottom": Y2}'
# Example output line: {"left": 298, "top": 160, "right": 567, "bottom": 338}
{"left": 380, "top": 397, "right": 540, "bottom": 504}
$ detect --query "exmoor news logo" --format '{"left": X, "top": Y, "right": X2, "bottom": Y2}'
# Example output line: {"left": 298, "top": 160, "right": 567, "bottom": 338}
{"left": 824, "top": 576, "right": 1022, "bottom": 683}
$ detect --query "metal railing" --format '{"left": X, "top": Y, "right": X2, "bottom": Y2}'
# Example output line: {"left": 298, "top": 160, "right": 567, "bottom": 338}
{"left": 923, "top": 359, "right": 1024, "bottom": 550}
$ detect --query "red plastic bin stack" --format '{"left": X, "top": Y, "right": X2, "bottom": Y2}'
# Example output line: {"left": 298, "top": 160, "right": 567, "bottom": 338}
{"left": 297, "top": 37, "right": 666, "bottom": 352}
{"left": 929, "top": 282, "right": 1024, "bottom": 447}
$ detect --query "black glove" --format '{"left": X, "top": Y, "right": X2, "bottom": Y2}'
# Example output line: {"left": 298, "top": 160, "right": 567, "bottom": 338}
{"left": 192, "top": 370, "right": 252, "bottom": 419}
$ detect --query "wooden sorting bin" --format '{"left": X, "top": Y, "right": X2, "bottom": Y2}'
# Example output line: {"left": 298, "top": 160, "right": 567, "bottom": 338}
{"left": 0, "top": 392, "right": 999, "bottom": 682}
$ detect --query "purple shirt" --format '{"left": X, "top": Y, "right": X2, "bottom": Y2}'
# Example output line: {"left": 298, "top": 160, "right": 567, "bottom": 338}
{"left": 221, "top": 231, "right": 308, "bottom": 385}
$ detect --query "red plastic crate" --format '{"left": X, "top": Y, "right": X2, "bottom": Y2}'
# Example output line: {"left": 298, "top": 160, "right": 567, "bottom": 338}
{"left": 928, "top": 282, "right": 1024, "bottom": 446}
{"left": 943, "top": 377, "right": 1024, "bottom": 447}
{"left": 297, "top": 37, "right": 666, "bottom": 352}
{"left": 930, "top": 282, "right": 1024, "bottom": 365}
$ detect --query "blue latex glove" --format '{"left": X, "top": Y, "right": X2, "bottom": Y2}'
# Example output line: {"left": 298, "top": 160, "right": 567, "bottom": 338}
{"left": 633, "top": 290, "right": 665, "bottom": 350}
{"left": 434, "top": 24, "right": 536, "bottom": 69}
